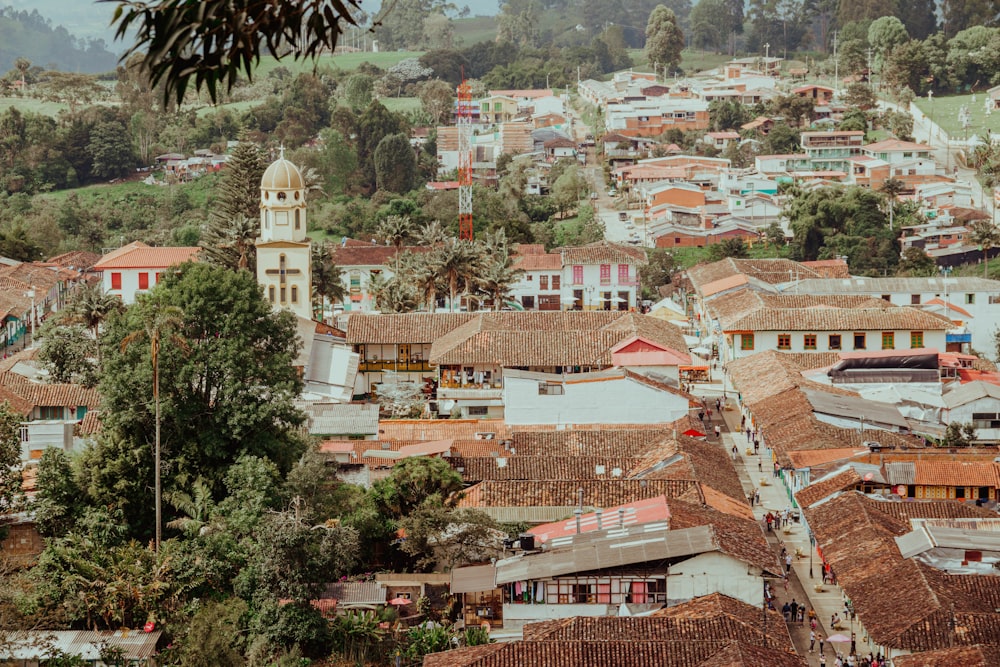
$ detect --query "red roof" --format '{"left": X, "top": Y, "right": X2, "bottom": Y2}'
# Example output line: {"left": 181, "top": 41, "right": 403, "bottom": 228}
{"left": 426, "top": 181, "right": 460, "bottom": 191}
{"left": 94, "top": 241, "right": 199, "bottom": 270}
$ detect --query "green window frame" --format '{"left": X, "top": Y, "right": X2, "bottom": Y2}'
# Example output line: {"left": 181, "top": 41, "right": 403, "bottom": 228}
{"left": 804, "top": 334, "right": 817, "bottom": 350}
{"left": 741, "top": 333, "right": 754, "bottom": 350}
{"left": 777, "top": 334, "right": 791, "bottom": 350}
{"left": 882, "top": 332, "right": 894, "bottom": 350}
{"left": 911, "top": 331, "right": 924, "bottom": 348}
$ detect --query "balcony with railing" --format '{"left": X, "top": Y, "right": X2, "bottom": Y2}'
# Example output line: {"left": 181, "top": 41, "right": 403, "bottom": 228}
{"left": 358, "top": 359, "right": 433, "bottom": 373}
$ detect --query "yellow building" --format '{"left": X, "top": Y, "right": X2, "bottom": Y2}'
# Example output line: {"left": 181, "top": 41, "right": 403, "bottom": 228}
{"left": 256, "top": 150, "right": 313, "bottom": 321}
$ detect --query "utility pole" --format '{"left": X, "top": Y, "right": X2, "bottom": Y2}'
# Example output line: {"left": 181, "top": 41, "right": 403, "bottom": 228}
{"left": 764, "top": 42, "right": 770, "bottom": 60}
{"left": 866, "top": 47, "right": 873, "bottom": 89}
{"left": 833, "top": 31, "right": 839, "bottom": 93}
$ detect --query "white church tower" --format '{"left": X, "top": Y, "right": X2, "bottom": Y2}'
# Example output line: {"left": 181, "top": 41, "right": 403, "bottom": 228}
{"left": 256, "top": 149, "right": 313, "bottom": 321}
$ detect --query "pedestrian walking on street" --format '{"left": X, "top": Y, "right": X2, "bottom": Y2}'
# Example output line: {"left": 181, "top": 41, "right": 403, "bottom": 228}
{"left": 753, "top": 438, "right": 759, "bottom": 454}
{"left": 729, "top": 442, "right": 735, "bottom": 457}
{"left": 746, "top": 427, "right": 751, "bottom": 442}
{"left": 819, "top": 635, "right": 825, "bottom": 655}
{"left": 698, "top": 410, "right": 704, "bottom": 422}
{"left": 810, "top": 630, "right": 816, "bottom": 652}
{"left": 773, "top": 461, "right": 780, "bottom": 478}
{"left": 754, "top": 489, "right": 760, "bottom": 505}
{"left": 819, "top": 655, "right": 826, "bottom": 667}
{"left": 758, "top": 459, "right": 763, "bottom": 472}
{"left": 785, "top": 553, "right": 792, "bottom": 574}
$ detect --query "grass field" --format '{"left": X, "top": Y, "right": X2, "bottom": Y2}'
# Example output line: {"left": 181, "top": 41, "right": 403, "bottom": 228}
{"left": 912, "top": 93, "right": 1000, "bottom": 140}
{"left": 0, "top": 96, "right": 69, "bottom": 116}
{"left": 453, "top": 16, "right": 498, "bottom": 45}
{"left": 38, "top": 172, "right": 221, "bottom": 210}
{"left": 381, "top": 97, "right": 423, "bottom": 113}
{"left": 628, "top": 49, "right": 732, "bottom": 76}
{"left": 251, "top": 51, "right": 424, "bottom": 79}
{"left": 194, "top": 100, "right": 260, "bottom": 118}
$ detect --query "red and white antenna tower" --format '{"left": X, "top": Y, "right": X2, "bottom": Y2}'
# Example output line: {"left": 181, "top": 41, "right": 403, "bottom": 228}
{"left": 456, "top": 75, "right": 474, "bottom": 241}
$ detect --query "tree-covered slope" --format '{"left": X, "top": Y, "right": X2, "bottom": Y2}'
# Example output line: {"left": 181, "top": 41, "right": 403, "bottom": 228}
{"left": 0, "top": 6, "right": 117, "bottom": 74}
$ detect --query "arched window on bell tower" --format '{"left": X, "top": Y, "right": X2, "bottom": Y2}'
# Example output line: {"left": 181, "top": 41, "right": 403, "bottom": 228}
{"left": 279, "top": 254, "right": 287, "bottom": 303}
{"left": 295, "top": 209, "right": 300, "bottom": 230}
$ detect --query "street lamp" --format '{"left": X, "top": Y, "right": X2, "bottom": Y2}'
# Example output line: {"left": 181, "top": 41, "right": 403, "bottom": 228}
{"left": 808, "top": 529, "right": 815, "bottom": 579}
{"left": 585, "top": 285, "right": 596, "bottom": 310}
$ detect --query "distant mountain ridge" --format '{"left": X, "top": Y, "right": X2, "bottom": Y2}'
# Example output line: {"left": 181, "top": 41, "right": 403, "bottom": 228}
{"left": 0, "top": 4, "right": 118, "bottom": 74}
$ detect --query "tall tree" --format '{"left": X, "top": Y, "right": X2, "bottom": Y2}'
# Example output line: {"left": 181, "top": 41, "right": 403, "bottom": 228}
{"left": 202, "top": 140, "right": 267, "bottom": 272}
{"left": 120, "top": 296, "right": 187, "bottom": 553}
{"left": 96, "top": 263, "right": 305, "bottom": 536}
{"left": 898, "top": 0, "right": 937, "bottom": 39}
{"left": 377, "top": 215, "right": 417, "bottom": 274}
{"left": 0, "top": 401, "right": 23, "bottom": 527}
{"left": 373, "top": 133, "right": 417, "bottom": 194}
{"left": 356, "top": 101, "right": 409, "bottom": 193}
{"left": 941, "top": 0, "right": 996, "bottom": 38}
{"left": 87, "top": 120, "right": 134, "bottom": 180}
{"left": 436, "top": 239, "right": 482, "bottom": 312}
{"left": 311, "top": 243, "right": 346, "bottom": 318}
{"left": 645, "top": 5, "right": 685, "bottom": 75}
{"left": 59, "top": 282, "right": 124, "bottom": 370}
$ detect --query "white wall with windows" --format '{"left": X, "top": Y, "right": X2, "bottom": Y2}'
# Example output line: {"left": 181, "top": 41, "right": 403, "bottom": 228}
{"left": 726, "top": 328, "right": 946, "bottom": 361}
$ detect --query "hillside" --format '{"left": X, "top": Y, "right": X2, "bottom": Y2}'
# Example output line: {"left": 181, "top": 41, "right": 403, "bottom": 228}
{"left": 0, "top": 5, "right": 118, "bottom": 74}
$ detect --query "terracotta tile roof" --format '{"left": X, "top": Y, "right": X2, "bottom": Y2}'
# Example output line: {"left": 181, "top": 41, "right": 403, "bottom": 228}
{"left": 799, "top": 259, "right": 850, "bottom": 278}
{"left": 451, "top": 456, "right": 638, "bottom": 482}
{"left": 78, "top": 410, "right": 102, "bottom": 435}
{"left": 457, "top": 479, "right": 701, "bottom": 508}
{"left": 687, "top": 258, "right": 821, "bottom": 295}
{"left": 527, "top": 598, "right": 792, "bottom": 650}
{"left": 93, "top": 241, "right": 200, "bottom": 270}
{"left": 668, "top": 499, "right": 779, "bottom": 574}
{"left": 707, "top": 291, "right": 892, "bottom": 330}
{"left": 864, "top": 496, "right": 998, "bottom": 522}
{"left": 0, "top": 290, "right": 32, "bottom": 318}
{"left": 46, "top": 250, "right": 102, "bottom": 271}
{"left": 512, "top": 253, "right": 562, "bottom": 271}
{"left": 794, "top": 468, "right": 863, "bottom": 508}
{"left": 556, "top": 240, "right": 647, "bottom": 265}
{"left": 429, "top": 312, "right": 687, "bottom": 367}
{"left": 346, "top": 313, "right": 477, "bottom": 345}
{"left": 508, "top": 429, "right": 667, "bottom": 457}
{"left": 893, "top": 646, "right": 1000, "bottom": 667}
{"left": 628, "top": 436, "right": 748, "bottom": 503}
{"left": 329, "top": 243, "right": 433, "bottom": 267}
{"left": 786, "top": 447, "right": 866, "bottom": 469}
{"left": 801, "top": 492, "right": 907, "bottom": 588}
{"left": 425, "top": 640, "right": 805, "bottom": 667}
{"left": 0, "top": 263, "right": 67, "bottom": 292}
{"left": 727, "top": 350, "right": 856, "bottom": 407}
{"left": 0, "top": 347, "right": 38, "bottom": 373}
{"left": 0, "top": 387, "right": 33, "bottom": 416}
{"left": 376, "top": 419, "right": 511, "bottom": 442}
{"left": 2, "top": 383, "right": 101, "bottom": 410}
{"left": 912, "top": 460, "right": 1000, "bottom": 487}
{"left": 724, "top": 305, "right": 951, "bottom": 332}
{"left": 852, "top": 560, "right": 1000, "bottom": 651}
{"left": 863, "top": 139, "right": 933, "bottom": 152}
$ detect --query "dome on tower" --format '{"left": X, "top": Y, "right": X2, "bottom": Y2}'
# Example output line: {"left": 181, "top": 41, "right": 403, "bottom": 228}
{"left": 261, "top": 154, "right": 304, "bottom": 191}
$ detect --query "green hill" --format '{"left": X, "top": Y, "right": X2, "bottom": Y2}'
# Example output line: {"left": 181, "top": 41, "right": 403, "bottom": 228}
{"left": 0, "top": 5, "right": 117, "bottom": 74}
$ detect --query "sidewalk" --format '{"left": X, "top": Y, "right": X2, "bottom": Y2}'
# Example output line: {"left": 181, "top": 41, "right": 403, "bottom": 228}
{"left": 693, "top": 378, "right": 871, "bottom": 665}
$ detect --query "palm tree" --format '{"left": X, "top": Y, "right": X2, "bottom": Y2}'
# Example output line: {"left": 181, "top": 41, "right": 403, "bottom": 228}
{"left": 476, "top": 254, "right": 524, "bottom": 310}
{"left": 374, "top": 278, "right": 418, "bottom": 313}
{"left": 166, "top": 477, "right": 217, "bottom": 537}
{"left": 437, "top": 239, "right": 481, "bottom": 312}
{"left": 120, "top": 297, "right": 187, "bottom": 553}
{"left": 60, "top": 283, "right": 124, "bottom": 369}
{"left": 311, "top": 243, "right": 346, "bottom": 320}
{"left": 970, "top": 220, "right": 1000, "bottom": 278}
{"left": 416, "top": 220, "right": 449, "bottom": 246}
{"left": 377, "top": 214, "right": 416, "bottom": 274}
{"left": 879, "top": 177, "right": 905, "bottom": 230}
{"left": 400, "top": 250, "right": 442, "bottom": 311}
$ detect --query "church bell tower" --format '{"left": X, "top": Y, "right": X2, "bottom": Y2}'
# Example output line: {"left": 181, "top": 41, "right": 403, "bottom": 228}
{"left": 256, "top": 148, "right": 312, "bottom": 321}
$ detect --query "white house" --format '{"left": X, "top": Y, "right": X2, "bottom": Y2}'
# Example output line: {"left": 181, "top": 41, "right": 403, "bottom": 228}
{"left": 943, "top": 381, "right": 1000, "bottom": 443}
{"left": 723, "top": 306, "right": 951, "bottom": 361}
{"left": 778, "top": 276, "right": 1000, "bottom": 357}
{"left": 329, "top": 241, "right": 434, "bottom": 312}
{"left": 502, "top": 368, "right": 691, "bottom": 426}
{"left": 861, "top": 139, "right": 934, "bottom": 165}
{"left": 93, "top": 241, "right": 200, "bottom": 304}
{"left": 557, "top": 241, "right": 647, "bottom": 311}
{"left": 510, "top": 245, "right": 563, "bottom": 311}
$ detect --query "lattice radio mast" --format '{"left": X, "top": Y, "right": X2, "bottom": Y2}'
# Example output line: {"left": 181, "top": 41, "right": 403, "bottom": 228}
{"left": 457, "top": 74, "right": 474, "bottom": 241}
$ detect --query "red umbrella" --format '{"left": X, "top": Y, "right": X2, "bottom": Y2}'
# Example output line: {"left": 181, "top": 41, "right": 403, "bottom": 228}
{"left": 388, "top": 597, "right": 413, "bottom": 605}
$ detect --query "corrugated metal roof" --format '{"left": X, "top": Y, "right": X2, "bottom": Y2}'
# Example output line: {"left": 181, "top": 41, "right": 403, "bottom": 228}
{"left": 322, "top": 581, "right": 387, "bottom": 606}
{"left": 305, "top": 403, "right": 378, "bottom": 435}
{"left": 4, "top": 630, "right": 161, "bottom": 660}
{"left": 803, "top": 388, "right": 909, "bottom": 428}
{"left": 451, "top": 563, "right": 497, "bottom": 593}
{"left": 884, "top": 461, "right": 916, "bottom": 485}
{"left": 495, "top": 524, "right": 715, "bottom": 584}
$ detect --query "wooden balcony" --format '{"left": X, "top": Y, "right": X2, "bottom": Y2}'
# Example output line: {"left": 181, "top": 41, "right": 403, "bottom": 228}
{"left": 358, "top": 359, "right": 433, "bottom": 373}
